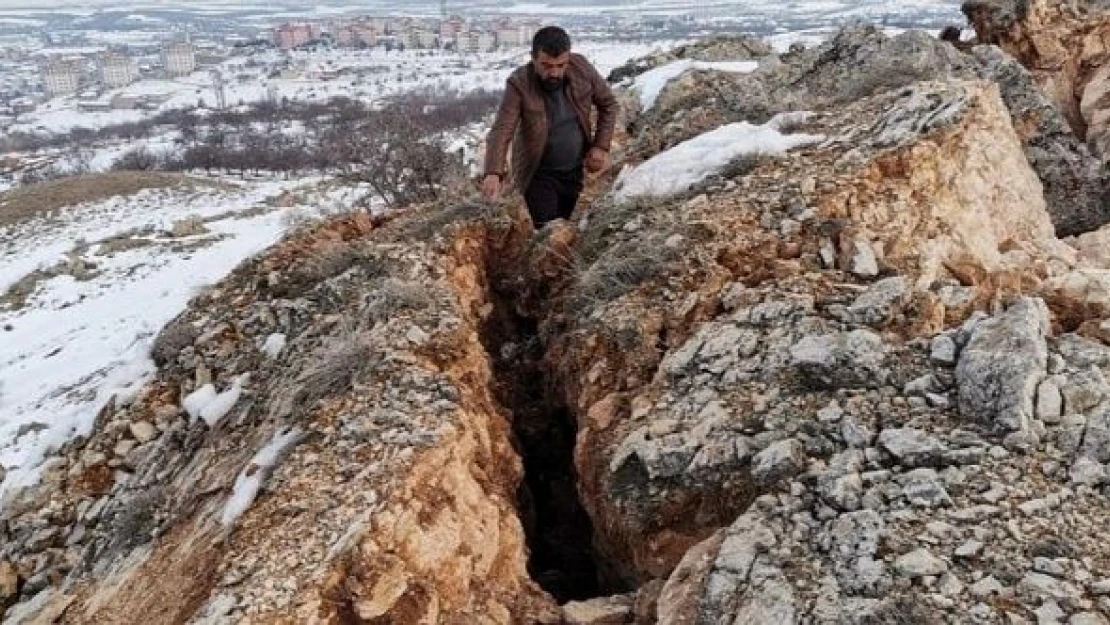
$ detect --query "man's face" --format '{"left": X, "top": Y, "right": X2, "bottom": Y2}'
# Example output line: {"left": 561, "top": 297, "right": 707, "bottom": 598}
{"left": 534, "top": 50, "right": 570, "bottom": 90}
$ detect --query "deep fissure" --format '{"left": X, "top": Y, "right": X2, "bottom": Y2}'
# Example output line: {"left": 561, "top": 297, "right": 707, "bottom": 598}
{"left": 480, "top": 264, "right": 628, "bottom": 604}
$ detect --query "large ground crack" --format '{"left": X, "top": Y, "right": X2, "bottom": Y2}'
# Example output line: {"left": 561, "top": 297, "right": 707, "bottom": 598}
{"left": 477, "top": 240, "right": 629, "bottom": 603}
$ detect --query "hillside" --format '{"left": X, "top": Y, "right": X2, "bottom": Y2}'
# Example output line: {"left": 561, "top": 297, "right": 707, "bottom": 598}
{"left": 4, "top": 1, "right": 1110, "bottom": 623}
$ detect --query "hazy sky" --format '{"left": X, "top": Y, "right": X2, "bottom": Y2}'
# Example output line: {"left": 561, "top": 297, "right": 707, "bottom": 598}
{"left": 0, "top": 0, "right": 447, "bottom": 6}
{"left": 0, "top": 0, "right": 398, "bottom": 7}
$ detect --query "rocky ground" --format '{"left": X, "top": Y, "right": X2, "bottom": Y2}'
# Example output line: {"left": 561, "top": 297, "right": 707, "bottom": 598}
{"left": 5, "top": 1, "right": 1110, "bottom": 624}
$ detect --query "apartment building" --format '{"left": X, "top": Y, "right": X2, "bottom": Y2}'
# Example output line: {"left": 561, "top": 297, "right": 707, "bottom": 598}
{"left": 99, "top": 52, "right": 138, "bottom": 88}
{"left": 43, "top": 58, "right": 81, "bottom": 97}
{"left": 273, "top": 23, "right": 320, "bottom": 50}
{"left": 163, "top": 41, "right": 197, "bottom": 77}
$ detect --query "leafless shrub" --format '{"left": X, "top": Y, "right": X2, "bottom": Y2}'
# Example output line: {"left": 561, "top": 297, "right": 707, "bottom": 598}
{"left": 337, "top": 121, "right": 467, "bottom": 206}
{"left": 112, "top": 147, "right": 165, "bottom": 172}
{"left": 98, "top": 488, "right": 164, "bottom": 559}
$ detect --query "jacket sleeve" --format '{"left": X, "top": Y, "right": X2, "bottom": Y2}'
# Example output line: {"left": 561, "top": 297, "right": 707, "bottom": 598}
{"left": 483, "top": 79, "right": 522, "bottom": 178}
{"left": 588, "top": 62, "right": 618, "bottom": 152}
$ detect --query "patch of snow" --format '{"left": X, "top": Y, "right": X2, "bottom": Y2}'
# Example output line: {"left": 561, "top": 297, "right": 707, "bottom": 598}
{"left": 220, "top": 427, "right": 303, "bottom": 526}
{"left": 632, "top": 59, "right": 760, "bottom": 110}
{"left": 183, "top": 383, "right": 217, "bottom": 419}
{"left": 198, "top": 381, "right": 242, "bottom": 428}
{"left": 614, "top": 113, "right": 825, "bottom": 201}
{"left": 261, "top": 333, "right": 286, "bottom": 359}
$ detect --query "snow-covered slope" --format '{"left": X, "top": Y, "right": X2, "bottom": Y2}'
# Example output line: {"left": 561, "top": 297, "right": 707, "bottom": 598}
{"left": 0, "top": 176, "right": 347, "bottom": 499}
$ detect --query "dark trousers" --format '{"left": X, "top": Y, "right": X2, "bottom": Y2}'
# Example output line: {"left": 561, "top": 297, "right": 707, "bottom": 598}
{"left": 523, "top": 169, "right": 584, "bottom": 228}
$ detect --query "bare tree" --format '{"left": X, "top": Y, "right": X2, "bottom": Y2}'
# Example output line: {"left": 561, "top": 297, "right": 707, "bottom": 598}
{"left": 336, "top": 105, "right": 467, "bottom": 206}
{"left": 112, "top": 147, "right": 163, "bottom": 171}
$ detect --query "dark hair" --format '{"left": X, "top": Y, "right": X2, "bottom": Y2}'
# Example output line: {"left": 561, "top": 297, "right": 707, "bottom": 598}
{"left": 939, "top": 26, "right": 962, "bottom": 42}
{"left": 532, "top": 26, "right": 571, "bottom": 57}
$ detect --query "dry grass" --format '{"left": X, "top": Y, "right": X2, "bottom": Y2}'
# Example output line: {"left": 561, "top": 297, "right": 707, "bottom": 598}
{"left": 364, "top": 278, "right": 435, "bottom": 324}
{"left": 393, "top": 197, "right": 507, "bottom": 242}
{"left": 151, "top": 316, "right": 201, "bottom": 366}
{"left": 0, "top": 172, "right": 219, "bottom": 229}
{"left": 564, "top": 236, "right": 680, "bottom": 318}
{"left": 719, "top": 151, "right": 772, "bottom": 179}
{"left": 270, "top": 334, "right": 373, "bottom": 420}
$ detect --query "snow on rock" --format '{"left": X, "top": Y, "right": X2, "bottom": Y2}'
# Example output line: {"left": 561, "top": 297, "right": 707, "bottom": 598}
{"left": 220, "top": 427, "right": 303, "bottom": 526}
{"left": 614, "top": 114, "right": 825, "bottom": 201}
{"left": 183, "top": 384, "right": 217, "bottom": 419}
{"left": 261, "top": 333, "right": 287, "bottom": 359}
{"left": 633, "top": 59, "right": 760, "bottom": 110}
{"left": 198, "top": 382, "right": 243, "bottom": 428}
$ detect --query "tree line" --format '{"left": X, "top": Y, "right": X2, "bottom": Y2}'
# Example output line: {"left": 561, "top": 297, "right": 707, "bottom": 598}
{"left": 11, "top": 89, "right": 500, "bottom": 207}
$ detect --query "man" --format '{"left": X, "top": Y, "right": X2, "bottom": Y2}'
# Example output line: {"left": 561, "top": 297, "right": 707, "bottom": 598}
{"left": 481, "top": 26, "right": 618, "bottom": 228}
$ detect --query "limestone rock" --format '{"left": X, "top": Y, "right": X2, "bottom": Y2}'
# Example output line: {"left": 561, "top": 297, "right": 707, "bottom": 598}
{"left": 850, "top": 239, "right": 880, "bottom": 278}
{"left": 1037, "top": 377, "right": 1065, "bottom": 423}
{"left": 1019, "top": 571, "right": 1083, "bottom": 604}
{"left": 128, "top": 421, "right": 157, "bottom": 444}
{"left": 877, "top": 428, "right": 947, "bottom": 467}
{"left": 901, "top": 468, "right": 953, "bottom": 507}
{"left": 1063, "top": 367, "right": 1110, "bottom": 415}
{"left": 699, "top": 513, "right": 797, "bottom": 625}
{"left": 970, "top": 44, "right": 1110, "bottom": 236}
{"left": 964, "top": 0, "right": 1110, "bottom": 166}
{"left": 170, "top": 216, "right": 208, "bottom": 238}
{"left": 562, "top": 594, "right": 635, "bottom": 625}
{"left": 1070, "top": 456, "right": 1108, "bottom": 485}
{"left": 847, "top": 276, "right": 908, "bottom": 325}
{"left": 894, "top": 548, "right": 948, "bottom": 578}
{"left": 790, "top": 330, "right": 889, "bottom": 389}
{"left": 1071, "top": 612, "right": 1110, "bottom": 625}
{"left": 752, "top": 438, "right": 807, "bottom": 487}
{"left": 931, "top": 334, "right": 959, "bottom": 366}
{"left": 956, "top": 298, "right": 1050, "bottom": 432}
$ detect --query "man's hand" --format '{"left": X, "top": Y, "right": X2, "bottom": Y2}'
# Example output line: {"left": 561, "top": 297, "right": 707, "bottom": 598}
{"left": 586, "top": 147, "right": 610, "bottom": 174}
{"left": 481, "top": 174, "right": 502, "bottom": 201}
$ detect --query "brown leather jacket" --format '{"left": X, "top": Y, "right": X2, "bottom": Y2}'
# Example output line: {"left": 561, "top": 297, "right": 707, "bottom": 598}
{"left": 483, "top": 53, "right": 618, "bottom": 190}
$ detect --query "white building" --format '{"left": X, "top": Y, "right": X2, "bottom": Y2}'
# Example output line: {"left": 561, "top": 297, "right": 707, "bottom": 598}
{"left": 496, "top": 27, "right": 529, "bottom": 48}
{"left": 419, "top": 30, "right": 439, "bottom": 49}
{"left": 403, "top": 28, "right": 437, "bottom": 49}
{"left": 43, "top": 59, "right": 80, "bottom": 97}
{"left": 99, "top": 53, "right": 138, "bottom": 88}
{"left": 460, "top": 31, "right": 496, "bottom": 53}
{"left": 163, "top": 41, "right": 196, "bottom": 77}
{"left": 369, "top": 18, "right": 392, "bottom": 34}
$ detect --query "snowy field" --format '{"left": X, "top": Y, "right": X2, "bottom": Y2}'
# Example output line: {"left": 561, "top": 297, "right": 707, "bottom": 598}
{"left": 0, "top": 174, "right": 366, "bottom": 500}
